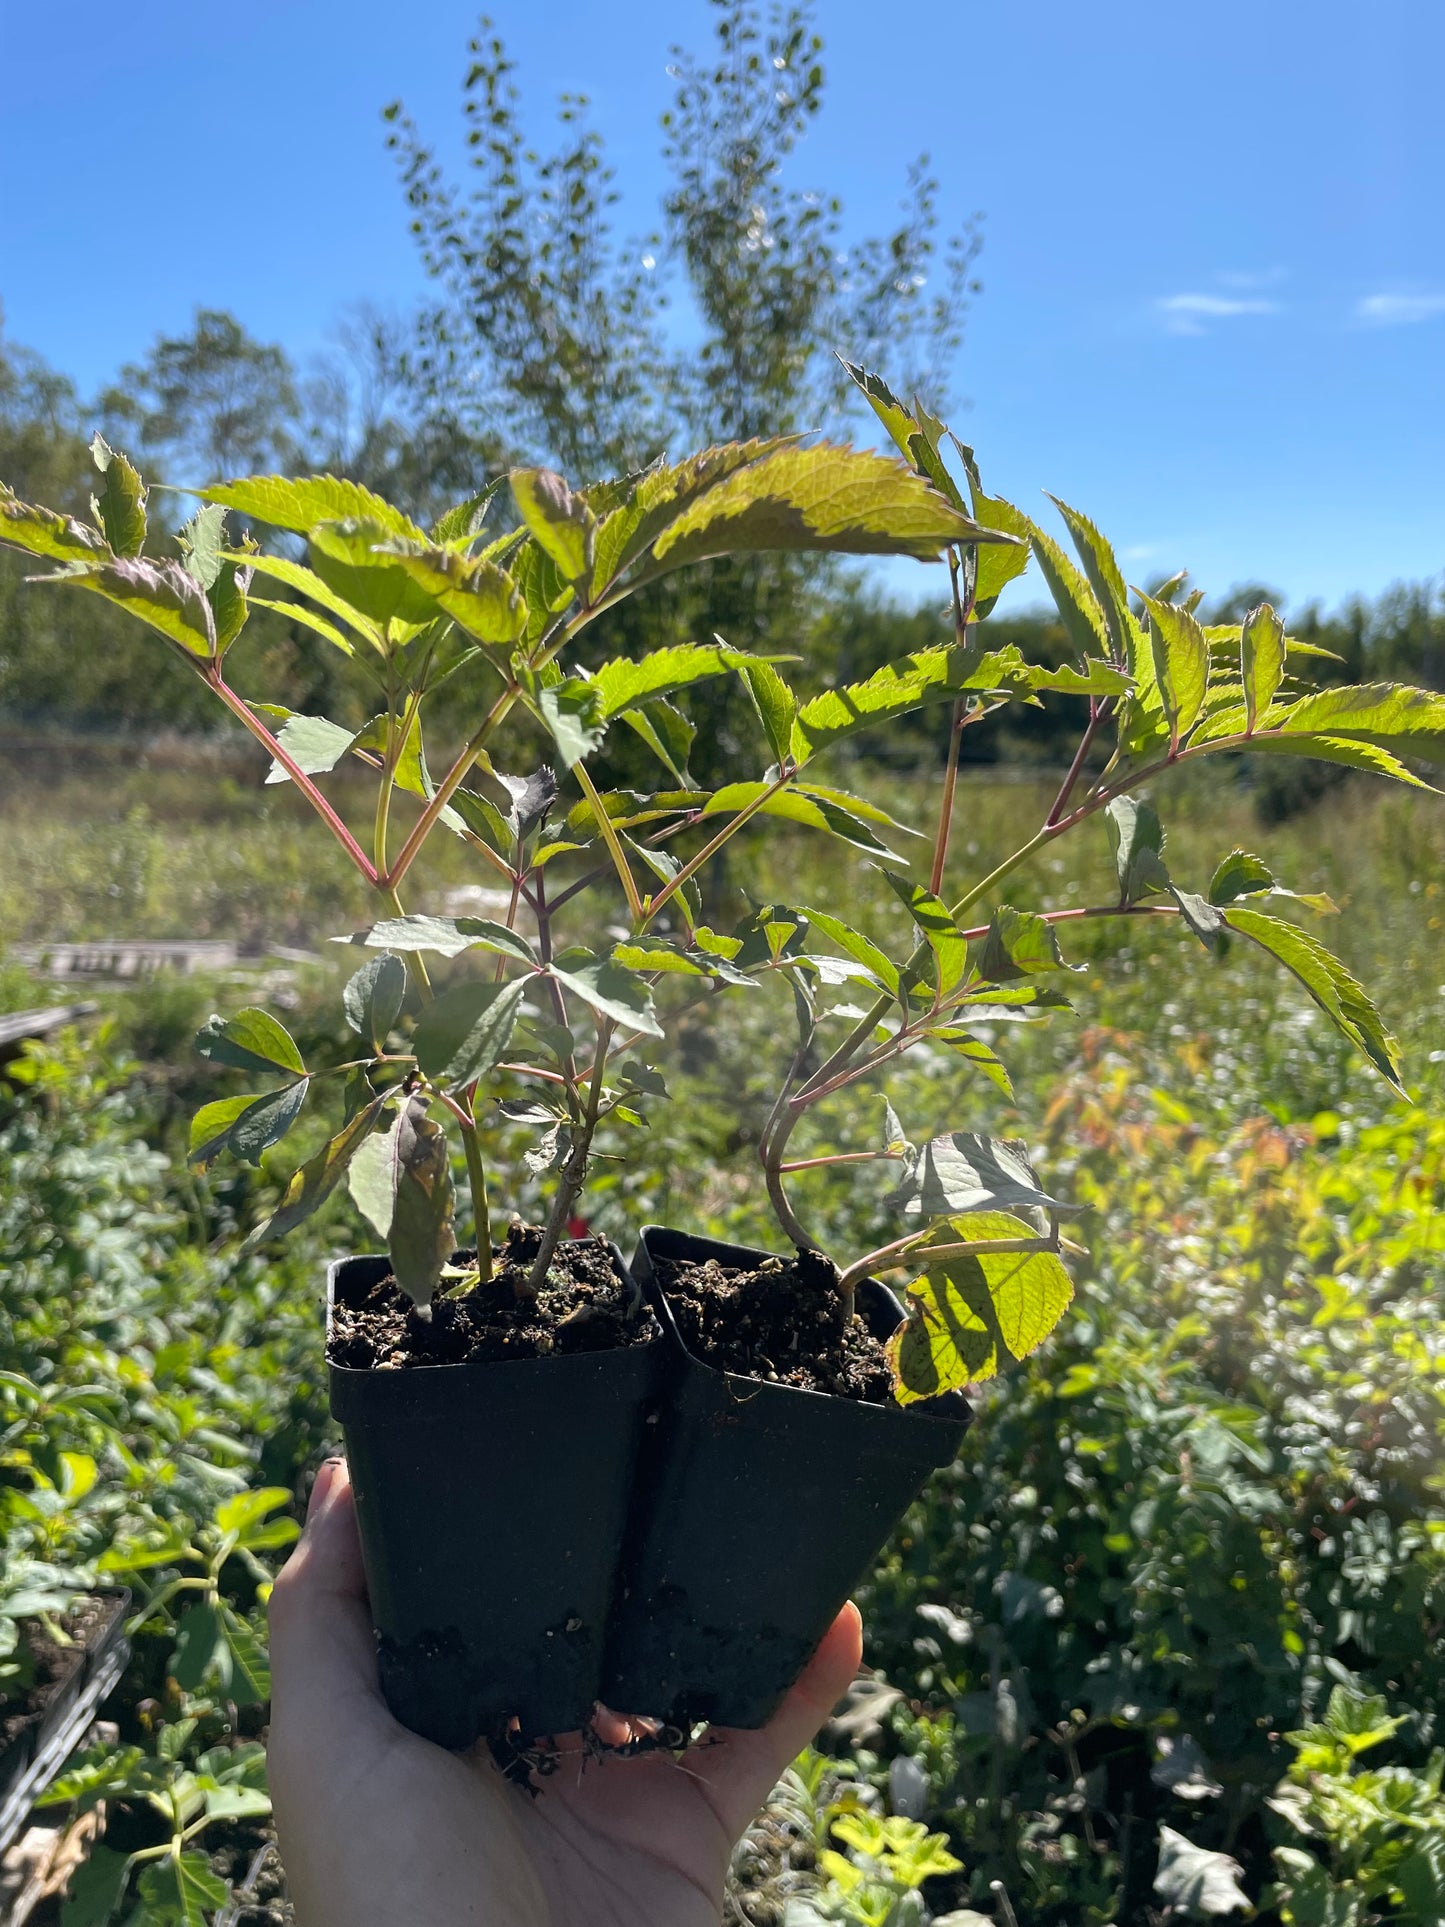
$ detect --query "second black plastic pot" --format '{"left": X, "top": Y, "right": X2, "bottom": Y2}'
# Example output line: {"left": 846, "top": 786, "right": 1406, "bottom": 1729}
{"left": 603, "top": 1226, "right": 970, "bottom": 1730}
{"left": 328, "top": 1246, "right": 663, "bottom": 1750}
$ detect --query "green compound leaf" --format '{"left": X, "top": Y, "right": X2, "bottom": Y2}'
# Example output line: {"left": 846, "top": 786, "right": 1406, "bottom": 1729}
{"left": 263, "top": 710, "right": 357, "bottom": 781}
{"left": 0, "top": 485, "right": 109, "bottom": 564}
{"left": 59, "top": 1842, "right": 131, "bottom": 1927}
{"left": 1046, "top": 494, "right": 1136, "bottom": 668}
{"left": 412, "top": 978, "right": 528, "bottom": 1089}
{"left": 387, "top": 1094, "right": 455, "bottom": 1309}
{"left": 217, "top": 1603, "right": 272, "bottom": 1707}
{"left": 195, "top": 1007, "right": 307, "bottom": 1077}
{"left": 549, "top": 958, "right": 664, "bottom": 1037}
{"left": 975, "top": 906, "right": 1083, "bottom": 982}
{"left": 196, "top": 472, "right": 425, "bottom": 541}
{"left": 244, "top": 1093, "right": 390, "bottom": 1246}
{"left": 895, "top": 1132, "right": 1069, "bottom": 1221}
{"left": 1263, "top": 680, "right": 1445, "bottom": 765}
{"left": 592, "top": 641, "right": 774, "bottom": 718}
{"left": 642, "top": 442, "right": 1009, "bottom": 576}
{"left": 1135, "top": 586, "right": 1210, "bottom": 742}
{"left": 587, "top": 440, "right": 779, "bottom": 594}
{"left": 50, "top": 556, "right": 218, "bottom": 658}
{"left": 888, "top": 1210, "right": 1074, "bottom": 1400}
{"left": 89, "top": 433, "right": 147, "bottom": 555}
{"left": 884, "top": 874, "right": 969, "bottom": 994}
{"left": 1223, "top": 906, "right": 1406, "bottom": 1094}
{"left": 171, "top": 1600, "right": 226, "bottom": 1693}
{"left": 791, "top": 646, "right": 1007, "bottom": 760}
{"left": 1241, "top": 600, "right": 1286, "bottom": 731}
{"left": 343, "top": 954, "right": 408, "bottom": 1051}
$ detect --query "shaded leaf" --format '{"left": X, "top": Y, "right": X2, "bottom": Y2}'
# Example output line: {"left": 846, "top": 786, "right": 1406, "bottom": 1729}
{"left": 896, "top": 1133, "right": 1067, "bottom": 1219}
{"left": 348, "top": 1109, "right": 402, "bottom": 1241}
{"left": 59, "top": 1842, "right": 130, "bottom": 1927}
{"left": 245, "top": 1092, "right": 390, "bottom": 1246}
{"left": 1105, "top": 796, "right": 1169, "bottom": 905}
{"left": 345, "top": 914, "right": 537, "bottom": 964}
{"left": 537, "top": 676, "right": 606, "bottom": 767}
{"left": 189, "top": 1094, "right": 263, "bottom": 1168}
{"left": 975, "top": 906, "right": 1081, "bottom": 981}
{"left": 927, "top": 1029, "right": 1015, "bottom": 1096}
{"left": 89, "top": 434, "right": 146, "bottom": 555}
{"left": 738, "top": 657, "right": 799, "bottom": 766}
{"left": 622, "top": 698, "right": 696, "bottom": 783}
{"left": 885, "top": 874, "right": 969, "bottom": 994}
{"left": 388, "top": 1094, "right": 455, "bottom": 1308}
{"left": 1047, "top": 494, "right": 1135, "bottom": 666}
{"left": 226, "top": 1079, "right": 309, "bottom": 1165}
{"left": 307, "top": 517, "right": 444, "bottom": 628}
{"left": 343, "top": 954, "right": 407, "bottom": 1050}
{"left": 550, "top": 958, "right": 664, "bottom": 1036}
{"left": 0, "top": 485, "right": 109, "bottom": 564}
{"left": 412, "top": 978, "right": 527, "bottom": 1088}
{"left": 889, "top": 1212, "right": 1072, "bottom": 1398}
{"left": 374, "top": 535, "right": 527, "bottom": 644}
{"left": 511, "top": 467, "right": 595, "bottom": 580}
{"left": 52, "top": 556, "right": 217, "bottom": 658}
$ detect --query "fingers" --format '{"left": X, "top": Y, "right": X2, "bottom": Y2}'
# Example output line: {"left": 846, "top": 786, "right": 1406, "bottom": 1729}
{"left": 684, "top": 1602, "right": 864, "bottom": 1841}
{"left": 267, "top": 1457, "right": 388, "bottom": 1737}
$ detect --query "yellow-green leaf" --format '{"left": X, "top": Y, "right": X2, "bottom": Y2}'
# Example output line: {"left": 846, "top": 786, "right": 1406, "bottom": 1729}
{"left": 196, "top": 473, "right": 425, "bottom": 541}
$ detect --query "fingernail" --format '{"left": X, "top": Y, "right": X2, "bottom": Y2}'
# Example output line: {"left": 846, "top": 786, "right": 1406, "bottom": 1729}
{"left": 307, "top": 1456, "right": 344, "bottom": 1521}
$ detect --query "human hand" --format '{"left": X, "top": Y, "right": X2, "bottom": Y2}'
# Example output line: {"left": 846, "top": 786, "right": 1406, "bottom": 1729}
{"left": 266, "top": 1456, "right": 863, "bottom": 1927}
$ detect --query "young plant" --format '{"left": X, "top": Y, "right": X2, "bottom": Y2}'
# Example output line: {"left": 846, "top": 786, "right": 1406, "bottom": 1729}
{"left": 1, "top": 429, "right": 1012, "bottom": 1310}
{"left": 744, "top": 362, "right": 1445, "bottom": 1403}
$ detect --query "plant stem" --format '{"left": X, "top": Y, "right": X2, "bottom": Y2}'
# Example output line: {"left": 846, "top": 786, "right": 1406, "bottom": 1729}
{"left": 460, "top": 1100, "right": 493, "bottom": 1280}
{"left": 206, "top": 671, "right": 378, "bottom": 884}
{"left": 382, "top": 680, "right": 519, "bottom": 891}
{"left": 929, "top": 697, "right": 967, "bottom": 897}
{"left": 640, "top": 765, "right": 796, "bottom": 929}
{"left": 527, "top": 1021, "right": 613, "bottom": 1292}
{"left": 839, "top": 1232, "right": 1057, "bottom": 1303}
{"left": 574, "top": 761, "right": 644, "bottom": 922}
{"left": 777, "top": 1150, "right": 901, "bottom": 1174}
{"left": 1045, "top": 703, "right": 1104, "bottom": 828}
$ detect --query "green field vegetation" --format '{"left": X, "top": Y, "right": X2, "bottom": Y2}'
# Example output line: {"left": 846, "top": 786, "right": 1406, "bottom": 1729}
{"left": 2, "top": 763, "right": 1442, "bottom": 1923}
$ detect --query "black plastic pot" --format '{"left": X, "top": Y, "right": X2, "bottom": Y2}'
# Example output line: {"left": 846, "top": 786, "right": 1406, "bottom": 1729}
{"left": 603, "top": 1226, "right": 970, "bottom": 1730}
{"left": 0, "top": 1588, "right": 130, "bottom": 1860}
{"left": 327, "top": 1246, "right": 663, "bottom": 1750}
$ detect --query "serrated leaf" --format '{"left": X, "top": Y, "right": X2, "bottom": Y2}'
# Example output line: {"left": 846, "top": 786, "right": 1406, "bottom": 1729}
{"left": 550, "top": 958, "right": 664, "bottom": 1037}
{"left": 1223, "top": 906, "right": 1405, "bottom": 1092}
{"left": 263, "top": 711, "right": 357, "bottom": 782}
{"left": 889, "top": 1212, "right": 1072, "bottom": 1398}
{"left": 1265, "top": 680, "right": 1445, "bottom": 765}
{"left": 344, "top": 914, "right": 537, "bottom": 964}
{"left": 388, "top": 1095, "right": 455, "bottom": 1308}
{"left": 307, "top": 517, "right": 444, "bottom": 629}
{"left": 737, "top": 657, "right": 799, "bottom": 766}
{"left": 430, "top": 475, "right": 508, "bottom": 545}
{"left": 177, "top": 503, "right": 228, "bottom": 590}
{"left": 897, "top": 1133, "right": 1067, "bottom": 1220}
{"left": 412, "top": 978, "right": 527, "bottom": 1088}
{"left": 975, "top": 906, "right": 1081, "bottom": 981}
{"left": 136, "top": 1850, "right": 229, "bottom": 1927}
{"left": 197, "top": 472, "right": 425, "bottom": 540}
{"left": 208, "top": 554, "right": 251, "bottom": 653}
{"left": 699, "top": 781, "right": 906, "bottom": 859}
{"left": 951, "top": 443, "right": 1034, "bottom": 610}
{"left": 1047, "top": 495, "right": 1136, "bottom": 667}
{"left": 643, "top": 442, "right": 1007, "bottom": 577}
{"left": 195, "top": 1007, "right": 307, "bottom": 1076}
{"left": 1242, "top": 601, "right": 1286, "bottom": 731}
{"left": 1208, "top": 849, "right": 1276, "bottom": 904}
{"left": 928, "top": 1029, "right": 1015, "bottom": 1096}
{"left": 245, "top": 1093, "right": 391, "bottom": 1247}
{"left": 373, "top": 535, "right": 527, "bottom": 644}
{"left": 622, "top": 698, "right": 697, "bottom": 784}
{"left": 537, "top": 677, "right": 607, "bottom": 767}
{"left": 89, "top": 433, "right": 147, "bottom": 555}
{"left": 587, "top": 441, "right": 780, "bottom": 593}
{"left": 1105, "top": 796, "right": 1169, "bottom": 905}
{"left": 1136, "top": 586, "right": 1209, "bottom": 742}
{"left": 50, "top": 556, "right": 217, "bottom": 658}
{"left": 217, "top": 1603, "right": 272, "bottom": 1706}
{"left": 511, "top": 468, "right": 595, "bottom": 581}
{"left": 239, "top": 550, "right": 383, "bottom": 650}
{"left": 0, "top": 485, "right": 109, "bottom": 564}
{"left": 592, "top": 641, "right": 769, "bottom": 718}
{"left": 791, "top": 645, "right": 1040, "bottom": 761}
{"left": 801, "top": 909, "right": 902, "bottom": 994}
{"left": 885, "top": 874, "right": 969, "bottom": 994}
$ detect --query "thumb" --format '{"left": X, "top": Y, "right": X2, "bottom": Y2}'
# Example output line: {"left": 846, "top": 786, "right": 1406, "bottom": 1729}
{"left": 267, "top": 1457, "right": 388, "bottom": 1739}
{"left": 683, "top": 1602, "right": 865, "bottom": 1841}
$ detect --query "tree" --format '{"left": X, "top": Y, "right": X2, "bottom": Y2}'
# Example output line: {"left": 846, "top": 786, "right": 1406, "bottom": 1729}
{"left": 97, "top": 309, "right": 302, "bottom": 485}
{"left": 383, "top": 0, "right": 981, "bottom": 478}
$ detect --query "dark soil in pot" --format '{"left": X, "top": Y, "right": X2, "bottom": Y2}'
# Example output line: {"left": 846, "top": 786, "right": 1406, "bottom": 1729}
{"left": 327, "top": 1230, "right": 663, "bottom": 1752}
{"left": 603, "top": 1227, "right": 969, "bottom": 1733}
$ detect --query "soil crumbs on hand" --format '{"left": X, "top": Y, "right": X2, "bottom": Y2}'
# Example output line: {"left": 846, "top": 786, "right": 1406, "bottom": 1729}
{"left": 657, "top": 1248, "right": 894, "bottom": 1404}
{"left": 327, "top": 1224, "right": 657, "bottom": 1370}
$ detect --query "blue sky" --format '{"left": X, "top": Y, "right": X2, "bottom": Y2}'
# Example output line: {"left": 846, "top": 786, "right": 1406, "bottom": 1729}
{"left": 3, "top": 0, "right": 1443, "bottom": 614}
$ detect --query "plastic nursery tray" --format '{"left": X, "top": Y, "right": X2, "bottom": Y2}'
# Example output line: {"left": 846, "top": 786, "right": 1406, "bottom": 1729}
{"left": 0, "top": 1590, "right": 131, "bottom": 1861}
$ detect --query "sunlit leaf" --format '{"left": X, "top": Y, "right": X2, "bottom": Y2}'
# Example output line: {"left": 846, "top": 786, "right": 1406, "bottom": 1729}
{"left": 1223, "top": 906, "right": 1405, "bottom": 1093}
{"left": 196, "top": 472, "right": 425, "bottom": 540}
{"left": 195, "top": 1007, "right": 307, "bottom": 1077}
{"left": 89, "top": 433, "right": 146, "bottom": 555}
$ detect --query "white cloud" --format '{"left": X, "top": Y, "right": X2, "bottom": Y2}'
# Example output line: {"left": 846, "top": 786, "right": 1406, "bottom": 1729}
{"left": 1155, "top": 293, "right": 1280, "bottom": 337}
{"left": 1355, "top": 291, "right": 1445, "bottom": 326}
